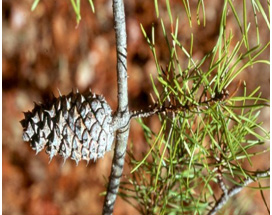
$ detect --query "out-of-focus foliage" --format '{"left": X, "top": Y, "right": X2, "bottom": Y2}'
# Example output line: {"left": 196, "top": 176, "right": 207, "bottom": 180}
{"left": 32, "top": 0, "right": 95, "bottom": 23}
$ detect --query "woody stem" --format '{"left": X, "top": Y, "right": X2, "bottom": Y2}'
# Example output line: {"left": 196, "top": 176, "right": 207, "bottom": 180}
{"left": 102, "top": 0, "right": 129, "bottom": 214}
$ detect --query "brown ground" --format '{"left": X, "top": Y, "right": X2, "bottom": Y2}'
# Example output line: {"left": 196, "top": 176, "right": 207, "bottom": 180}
{"left": 3, "top": 0, "right": 269, "bottom": 215}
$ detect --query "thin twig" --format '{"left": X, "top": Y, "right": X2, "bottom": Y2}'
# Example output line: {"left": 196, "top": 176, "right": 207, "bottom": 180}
{"left": 129, "top": 90, "right": 230, "bottom": 119}
{"left": 129, "top": 104, "right": 182, "bottom": 119}
{"left": 103, "top": 0, "right": 129, "bottom": 214}
{"left": 207, "top": 170, "right": 270, "bottom": 215}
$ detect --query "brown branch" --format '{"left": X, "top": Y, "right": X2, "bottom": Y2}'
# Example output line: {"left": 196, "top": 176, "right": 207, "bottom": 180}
{"left": 207, "top": 169, "right": 270, "bottom": 215}
{"left": 129, "top": 90, "right": 230, "bottom": 119}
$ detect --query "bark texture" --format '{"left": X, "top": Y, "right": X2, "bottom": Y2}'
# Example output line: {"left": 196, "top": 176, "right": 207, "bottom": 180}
{"left": 103, "top": 0, "right": 129, "bottom": 214}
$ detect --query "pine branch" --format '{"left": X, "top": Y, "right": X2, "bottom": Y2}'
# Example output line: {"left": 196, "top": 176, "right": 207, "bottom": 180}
{"left": 103, "top": 0, "right": 129, "bottom": 214}
{"left": 207, "top": 169, "right": 270, "bottom": 215}
{"left": 130, "top": 89, "right": 230, "bottom": 119}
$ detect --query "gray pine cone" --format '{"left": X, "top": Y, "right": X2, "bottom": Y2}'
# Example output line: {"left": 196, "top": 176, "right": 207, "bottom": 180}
{"left": 21, "top": 90, "right": 114, "bottom": 165}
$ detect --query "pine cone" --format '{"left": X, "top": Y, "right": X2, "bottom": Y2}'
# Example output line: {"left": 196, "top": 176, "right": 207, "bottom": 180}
{"left": 21, "top": 90, "right": 114, "bottom": 165}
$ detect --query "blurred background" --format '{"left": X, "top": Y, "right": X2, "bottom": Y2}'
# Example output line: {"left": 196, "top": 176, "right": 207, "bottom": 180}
{"left": 3, "top": 0, "right": 269, "bottom": 214}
